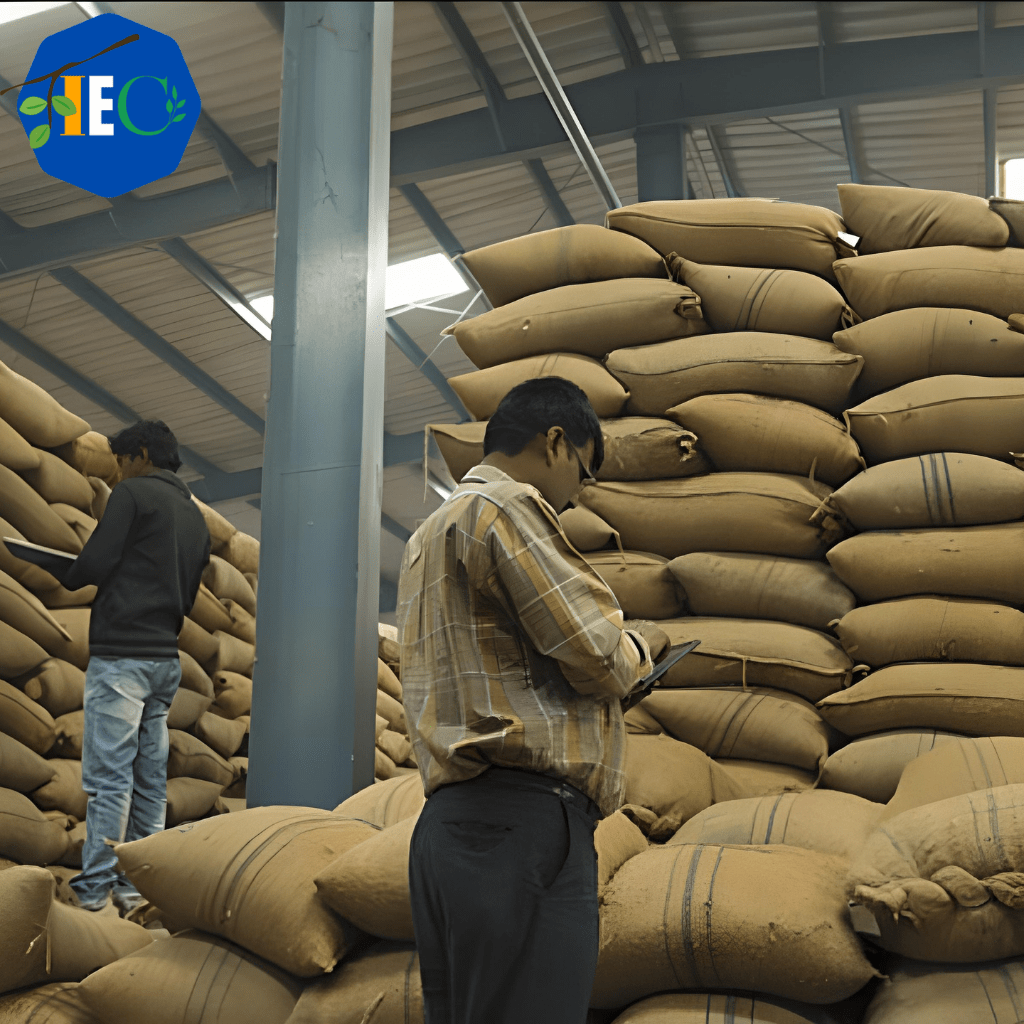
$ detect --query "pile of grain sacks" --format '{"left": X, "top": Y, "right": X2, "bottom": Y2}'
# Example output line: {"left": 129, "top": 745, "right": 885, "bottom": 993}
{"left": 3, "top": 187, "right": 1024, "bottom": 1023}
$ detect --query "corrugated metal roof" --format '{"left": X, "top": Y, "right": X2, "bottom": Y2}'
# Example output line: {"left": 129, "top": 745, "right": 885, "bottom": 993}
{"left": 1, "top": 0, "right": 1023, "bottom": 555}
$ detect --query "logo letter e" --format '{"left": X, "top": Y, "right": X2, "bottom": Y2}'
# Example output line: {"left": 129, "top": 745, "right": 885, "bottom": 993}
{"left": 89, "top": 75, "right": 114, "bottom": 136}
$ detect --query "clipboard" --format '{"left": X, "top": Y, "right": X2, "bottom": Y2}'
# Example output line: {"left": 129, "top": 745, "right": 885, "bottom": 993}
{"left": 2, "top": 538, "right": 77, "bottom": 577}
{"left": 639, "top": 639, "right": 701, "bottom": 688}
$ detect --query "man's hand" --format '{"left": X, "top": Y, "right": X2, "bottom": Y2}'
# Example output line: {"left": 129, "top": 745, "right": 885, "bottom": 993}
{"left": 623, "top": 619, "right": 670, "bottom": 662}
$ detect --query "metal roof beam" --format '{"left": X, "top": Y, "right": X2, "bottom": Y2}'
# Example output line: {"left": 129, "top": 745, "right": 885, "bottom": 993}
{"left": 706, "top": 125, "right": 742, "bottom": 198}
{"left": 0, "top": 163, "right": 276, "bottom": 282}
{"left": 984, "top": 87, "right": 999, "bottom": 197}
{"left": 398, "top": 183, "right": 464, "bottom": 257}
{"left": 381, "top": 514, "right": 412, "bottom": 543}
{"left": 48, "top": 266, "right": 266, "bottom": 435}
{"left": 839, "top": 105, "right": 864, "bottom": 184}
{"left": 502, "top": 2, "right": 621, "bottom": 210}
{"left": 390, "top": 24, "right": 1024, "bottom": 184}
{"left": 523, "top": 158, "right": 574, "bottom": 226}
{"left": 385, "top": 316, "right": 471, "bottom": 422}
{"left": 255, "top": 1, "right": 284, "bottom": 33}
{"left": 603, "top": 3, "right": 644, "bottom": 69}
{"left": 0, "top": 314, "right": 219, "bottom": 476}
{"left": 158, "top": 237, "right": 272, "bottom": 340}
{"left": 635, "top": 123, "right": 688, "bottom": 201}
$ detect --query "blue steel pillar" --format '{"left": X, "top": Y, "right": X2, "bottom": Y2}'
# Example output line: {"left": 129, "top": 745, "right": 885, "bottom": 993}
{"left": 635, "top": 124, "right": 689, "bottom": 201}
{"left": 248, "top": 1, "right": 393, "bottom": 809}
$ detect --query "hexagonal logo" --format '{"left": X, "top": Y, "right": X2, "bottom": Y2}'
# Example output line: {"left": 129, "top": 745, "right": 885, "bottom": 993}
{"left": 2, "top": 12, "right": 200, "bottom": 198}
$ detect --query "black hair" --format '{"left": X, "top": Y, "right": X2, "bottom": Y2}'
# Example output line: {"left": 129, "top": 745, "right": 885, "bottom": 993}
{"left": 107, "top": 420, "right": 182, "bottom": 472}
{"left": 483, "top": 376, "right": 604, "bottom": 472}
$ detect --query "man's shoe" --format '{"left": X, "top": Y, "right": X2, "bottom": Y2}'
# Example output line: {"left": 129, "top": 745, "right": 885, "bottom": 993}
{"left": 76, "top": 894, "right": 117, "bottom": 916}
{"left": 112, "top": 892, "right": 148, "bottom": 919}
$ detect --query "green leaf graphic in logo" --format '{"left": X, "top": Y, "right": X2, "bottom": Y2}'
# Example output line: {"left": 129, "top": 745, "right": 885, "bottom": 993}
{"left": 19, "top": 96, "right": 47, "bottom": 116}
{"left": 173, "top": 113, "right": 186, "bottom": 122}
{"left": 172, "top": 85, "right": 178, "bottom": 101}
{"left": 52, "top": 95, "right": 77, "bottom": 117}
{"left": 29, "top": 124, "right": 50, "bottom": 149}
{"left": 166, "top": 99, "right": 173, "bottom": 113}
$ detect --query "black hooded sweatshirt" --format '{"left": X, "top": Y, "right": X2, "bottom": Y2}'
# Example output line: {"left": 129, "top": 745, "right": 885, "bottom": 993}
{"left": 61, "top": 469, "right": 211, "bottom": 659}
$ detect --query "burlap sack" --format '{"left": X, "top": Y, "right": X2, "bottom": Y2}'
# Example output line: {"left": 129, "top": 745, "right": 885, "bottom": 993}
{"left": 51, "top": 431, "right": 119, "bottom": 486}
{"left": 286, "top": 940, "right": 424, "bottom": 1024}
{"left": 640, "top": 687, "right": 829, "bottom": 771}
{"left": 376, "top": 689, "right": 407, "bottom": 735}
{"left": 611, "top": 992, "right": 855, "bottom": 1024}
{"left": 672, "top": 258, "right": 849, "bottom": 339}
{"left": 202, "top": 554, "right": 256, "bottom": 617}
{"left": 48, "top": 505, "right": 96, "bottom": 548}
{"left": 49, "top": 711, "right": 84, "bottom": 759}
{"left": 820, "top": 729, "right": 964, "bottom": 804}
{"left": 377, "top": 729, "right": 412, "bottom": 767}
{"left": 715, "top": 759, "right": 818, "bottom": 797}
{"left": 78, "top": 931, "right": 304, "bottom": 1024}
{"left": 20, "top": 660, "right": 85, "bottom": 718}
{"left": 834, "top": 597, "right": 1024, "bottom": 667}
{"left": 847, "top": 376, "right": 1024, "bottom": 465}
{"left": 115, "top": 809, "right": 375, "bottom": 976}
{"left": 580, "top": 474, "right": 841, "bottom": 560}
{"left": 223, "top": 756, "right": 248, "bottom": 798}
{"left": 43, "top": 609, "right": 90, "bottom": 672}
{"left": 45, "top": 898, "right": 154, "bottom": 982}
{"left": 57, "top": 823, "right": 85, "bottom": 869}
{"left": 558, "top": 504, "right": 620, "bottom": 552}
{"left": 210, "top": 671, "right": 251, "bottom": 719}
{"left": 0, "top": 465, "right": 82, "bottom": 553}
{"left": 0, "top": 414, "right": 40, "bottom": 472}
{"left": 207, "top": 631, "right": 255, "bottom": 676}
{"left": 0, "top": 730, "right": 54, "bottom": 793}
{"left": 164, "top": 776, "right": 224, "bottom": 827}
{"left": 191, "top": 711, "right": 247, "bottom": 760}
{"left": 166, "top": 686, "right": 212, "bottom": 731}
{"left": 623, "top": 734, "right": 741, "bottom": 841}
{"left": 653, "top": 618, "right": 853, "bottom": 703}
{"left": 443, "top": 279, "right": 707, "bottom": 370}
{"left": 0, "top": 787, "right": 71, "bottom": 864}
{"left": 221, "top": 599, "right": 255, "bottom": 645}
{"left": 0, "top": 619, "right": 50, "bottom": 678}
{"left": 178, "top": 615, "right": 220, "bottom": 667}
{"left": 428, "top": 422, "right": 484, "bottom": 483}
{"left": 374, "top": 748, "right": 403, "bottom": 781}
{"left": 882, "top": 737, "right": 1024, "bottom": 822}
{"left": 598, "top": 416, "right": 709, "bottom": 480}
{"left": 177, "top": 650, "right": 214, "bottom": 699}
{"left": 31, "top": 759, "right": 87, "bottom": 820}
{"left": 606, "top": 198, "right": 851, "bottom": 280}
{"left": 821, "top": 452, "right": 1024, "bottom": 531}
{"left": 0, "top": 680, "right": 56, "bottom": 755}
{"left": 826, "top": 523, "right": 1024, "bottom": 604}
{"left": 833, "top": 308, "right": 1024, "bottom": 397}
{"left": 834, "top": 246, "right": 1024, "bottom": 321}
{"left": 592, "top": 843, "right": 878, "bottom": 1008}
{"left": 862, "top": 956, "right": 1024, "bottom": 1024}
{"left": 991, "top": 196, "right": 1024, "bottom": 244}
{"left": 377, "top": 658, "right": 402, "bottom": 701}
{"left": 87, "top": 477, "right": 110, "bottom": 521}
{"left": 849, "top": 784, "right": 1024, "bottom": 961}
{"left": 334, "top": 771, "right": 425, "bottom": 827}
{"left": 668, "top": 552, "right": 855, "bottom": 631}
{"left": 0, "top": 362, "right": 89, "bottom": 448}
{"left": 375, "top": 714, "right": 388, "bottom": 740}
{"left": 167, "top": 730, "right": 235, "bottom": 787}
{"left": 669, "top": 790, "right": 883, "bottom": 861}
{"left": 608, "top": 332, "right": 863, "bottom": 418}
{"left": 594, "top": 809, "right": 650, "bottom": 887}
{"left": 838, "top": 183, "right": 1010, "bottom": 253}
{"left": 449, "top": 353, "right": 629, "bottom": 420}
{"left": 585, "top": 549, "right": 685, "bottom": 619}
{"left": 667, "top": 394, "right": 864, "bottom": 486}
{"left": 817, "top": 663, "right": 1024, "bottom": 737}
{"left": 22, "top": 452, "right": 95, "bottom": 513}
{"left": 460, "top": 223, "right": 668, "bottom": 307}
{"left": 188, "top": 583, "right": 233, "bottom": 635}
{"left": 191, "top": 496, "right": 235, "bottom": 550}
{"left": 38, "top": 583, "right": 96, "bottom": 611}
{"left": 223, "top": 531, "right": 259, "bottom": 577}
{"left": 0, "top": 983, "right": 99, "bottom": 1024}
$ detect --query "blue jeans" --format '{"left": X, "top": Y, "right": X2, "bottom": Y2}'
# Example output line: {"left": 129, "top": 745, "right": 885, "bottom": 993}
{"left": 70, "top": 656, "right": 181, "bottom": 909}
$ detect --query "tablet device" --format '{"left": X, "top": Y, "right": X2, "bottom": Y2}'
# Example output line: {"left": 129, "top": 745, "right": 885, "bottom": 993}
{"left": 2, "top": 538, "right": 77, "bottom": 576}
{"left": 638, "top": 639, "right": 701, "bottom": 688}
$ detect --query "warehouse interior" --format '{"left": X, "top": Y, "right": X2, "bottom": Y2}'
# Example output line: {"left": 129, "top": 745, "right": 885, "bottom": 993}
{"left": 1, "top": 1, "right": 1024, "bottom": 1021}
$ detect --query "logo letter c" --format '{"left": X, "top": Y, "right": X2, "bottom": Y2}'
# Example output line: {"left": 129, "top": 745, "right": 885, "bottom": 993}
{"left": 117, "top": 75, "right": 172, "bottom": 136}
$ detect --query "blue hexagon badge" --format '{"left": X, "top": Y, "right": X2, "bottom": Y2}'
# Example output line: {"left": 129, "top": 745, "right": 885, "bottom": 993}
{"left": 2, "top": 12, "right": 200, "bottom": 198}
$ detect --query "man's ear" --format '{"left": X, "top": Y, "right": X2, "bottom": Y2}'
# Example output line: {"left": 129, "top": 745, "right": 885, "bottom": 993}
{"left": 544, "top": 426, "right": 564, "bottom": 467}
{"left": 141, "top": 446, "right": 150, "bottom": 464}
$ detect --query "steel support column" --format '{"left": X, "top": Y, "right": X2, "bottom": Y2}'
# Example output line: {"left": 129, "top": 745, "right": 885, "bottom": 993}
{"left": 635, "top": 123, "right": 687, "bottom": 201}
{"left": 249, "top": 1, "right": 393, "bottom": 809}
{"left": 984, "top": 87, "right": 999, "bottom": 197}
{"left": 839, "top": 105, "right": 864, "bottom": 184}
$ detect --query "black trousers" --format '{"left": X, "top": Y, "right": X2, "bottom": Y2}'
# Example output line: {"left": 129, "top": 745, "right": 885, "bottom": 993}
{"left": 408, "top": 766, "right": 603, "bottom": 1024}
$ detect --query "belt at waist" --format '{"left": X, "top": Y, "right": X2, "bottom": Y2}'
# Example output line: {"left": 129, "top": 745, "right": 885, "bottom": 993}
{"left": 479, "top": 766, "right": 603, "bottom": 823}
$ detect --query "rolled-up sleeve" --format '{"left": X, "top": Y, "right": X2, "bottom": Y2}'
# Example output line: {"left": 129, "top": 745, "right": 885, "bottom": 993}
{"left": 487, "top": 502, "right": 653, "bottom": 699}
